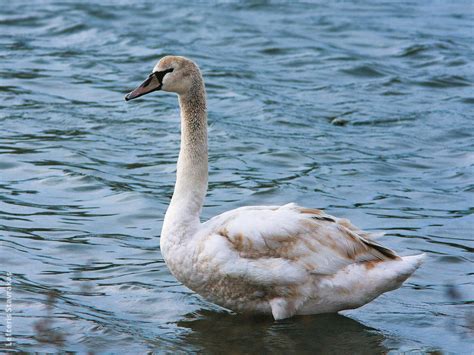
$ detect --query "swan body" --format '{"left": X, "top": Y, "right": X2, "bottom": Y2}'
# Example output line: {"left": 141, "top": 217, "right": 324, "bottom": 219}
{"left": 125, "top": 56, "right": 425, "bottom": 320}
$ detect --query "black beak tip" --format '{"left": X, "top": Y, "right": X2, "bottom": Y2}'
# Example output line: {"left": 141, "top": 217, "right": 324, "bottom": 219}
{"left": 124, "top": 93, "right": 131, "bottom": 101}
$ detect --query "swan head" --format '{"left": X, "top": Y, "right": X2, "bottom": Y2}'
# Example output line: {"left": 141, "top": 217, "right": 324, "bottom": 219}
{"left": 125, "top": 56, "right": 201, "bottom": 101}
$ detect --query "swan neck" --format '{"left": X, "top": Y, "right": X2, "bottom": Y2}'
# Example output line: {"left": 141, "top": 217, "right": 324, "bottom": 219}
{"left": 164, "top": 81, "right": 208, "bottom": 235}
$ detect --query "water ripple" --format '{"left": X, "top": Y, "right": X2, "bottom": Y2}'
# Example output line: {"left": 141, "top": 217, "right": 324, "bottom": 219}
{"left": 1, "top": 1, "right": 473, "bottom": 353}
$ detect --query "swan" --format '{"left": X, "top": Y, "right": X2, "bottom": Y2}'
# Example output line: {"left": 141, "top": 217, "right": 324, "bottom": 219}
{"left": 125, "top": 55, "right": 425, "bottom": 320}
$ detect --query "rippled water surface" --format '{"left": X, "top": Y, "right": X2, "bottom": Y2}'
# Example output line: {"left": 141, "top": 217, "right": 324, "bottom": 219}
{"left": 1, "top": 1, "right": 473, "bottom": 353}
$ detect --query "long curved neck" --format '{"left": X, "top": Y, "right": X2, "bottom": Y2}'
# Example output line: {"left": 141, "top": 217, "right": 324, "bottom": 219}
{"left": 162, "top": 81, "right": 208, "bottom": 239}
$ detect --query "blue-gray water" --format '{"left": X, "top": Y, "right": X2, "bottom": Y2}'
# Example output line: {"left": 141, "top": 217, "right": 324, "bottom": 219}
{"left": 1, "top": 1, "right": 473, "bottom": 353}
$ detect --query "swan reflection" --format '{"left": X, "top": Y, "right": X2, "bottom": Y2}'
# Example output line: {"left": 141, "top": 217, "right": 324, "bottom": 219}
{"left": 176, "top": 310, "right": 387, "bottom": 353}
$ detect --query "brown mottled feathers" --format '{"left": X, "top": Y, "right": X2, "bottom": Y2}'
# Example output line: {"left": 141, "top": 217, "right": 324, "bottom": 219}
{"left": 216, "top": 204, "right": 399, "bottom": 276}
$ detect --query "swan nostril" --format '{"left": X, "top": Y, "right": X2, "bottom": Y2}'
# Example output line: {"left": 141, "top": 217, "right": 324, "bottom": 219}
{"left": 142, "top": 76, "right": 153, "bottom": 88}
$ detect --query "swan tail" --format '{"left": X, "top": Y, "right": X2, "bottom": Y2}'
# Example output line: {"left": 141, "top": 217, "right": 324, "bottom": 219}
{"left": 377, "top": 253, "right": 426, "bottom": 292}
{"left": 396, "top": 253, "right": 425, "bottom": 280}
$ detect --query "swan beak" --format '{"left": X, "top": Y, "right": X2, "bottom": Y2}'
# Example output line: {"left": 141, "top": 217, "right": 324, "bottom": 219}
{"left": 125, "top": 73, "right": 161, "bottom": 101}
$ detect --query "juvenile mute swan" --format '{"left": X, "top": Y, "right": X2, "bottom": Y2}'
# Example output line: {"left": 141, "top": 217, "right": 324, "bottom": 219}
{"left": 125, "top": 56, "right": 424, "bottom": 320}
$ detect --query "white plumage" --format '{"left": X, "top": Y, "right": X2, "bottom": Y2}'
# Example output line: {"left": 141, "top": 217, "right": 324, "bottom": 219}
{"left": 125, "top": 55, "right": 425, "bottom": 320}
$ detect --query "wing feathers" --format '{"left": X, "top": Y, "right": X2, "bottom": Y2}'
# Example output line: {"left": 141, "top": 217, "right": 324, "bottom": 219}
{"left": 209, "top": 203, "right": 399, "bottom": 285}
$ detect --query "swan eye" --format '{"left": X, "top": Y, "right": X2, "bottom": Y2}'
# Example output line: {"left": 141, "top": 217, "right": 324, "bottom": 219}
{"left": 152, "top": 68, "right": 174, "bottom": 83}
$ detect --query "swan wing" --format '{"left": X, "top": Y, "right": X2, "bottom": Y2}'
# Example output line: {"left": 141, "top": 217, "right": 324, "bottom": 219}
{"left": 203, "top": 203, "right": 398, "bottom": 287}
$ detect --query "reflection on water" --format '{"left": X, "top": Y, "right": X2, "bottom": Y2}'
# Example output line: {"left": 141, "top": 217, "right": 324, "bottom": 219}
{"left": 0, "top": 0, "right": 473, "bottom": 353}
{"left": 178, "top": 311, "right": 387, "bottom": 354}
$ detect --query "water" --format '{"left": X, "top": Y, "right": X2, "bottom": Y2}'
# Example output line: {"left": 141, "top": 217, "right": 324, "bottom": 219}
{"left": 1, "top": 1, "right": 473, "bottom": 353}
